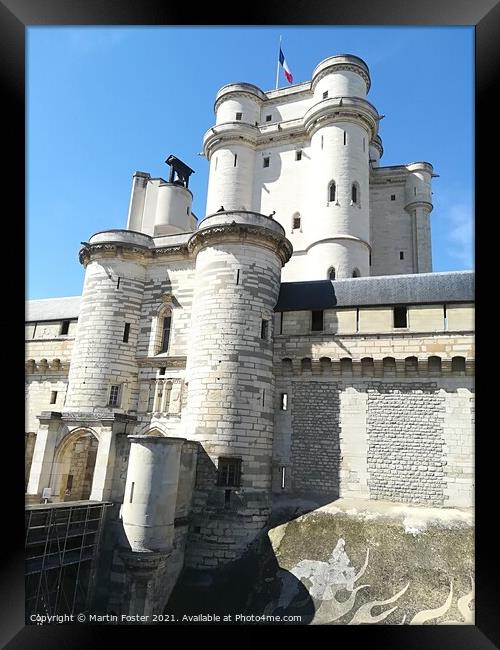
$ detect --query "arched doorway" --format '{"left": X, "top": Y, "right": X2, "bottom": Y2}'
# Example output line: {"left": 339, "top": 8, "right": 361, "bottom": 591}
{"left": 52, "top": 430, "right": 99, "bottom": 501}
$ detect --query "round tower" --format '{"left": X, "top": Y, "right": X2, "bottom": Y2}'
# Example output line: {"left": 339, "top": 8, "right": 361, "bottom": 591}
{"left": 204, "top": 83, "right": 265, "bottom": 215}
{"left": 183, "top": 210, "right": 292, "bottom": 571}
{"left": 65, "top": 230, "right": 152, "bottom": 411}
{"left": 404, "top": 162, "right": 434, "bottom": 273}
{"left": 303, "top": 55, "right": 380, "bottom": 279}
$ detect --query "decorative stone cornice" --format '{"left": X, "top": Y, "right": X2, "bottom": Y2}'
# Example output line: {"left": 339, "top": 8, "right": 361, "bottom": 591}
{"left": 26, "top": 358, "right": 70, "bottom": 374}
{"left": 404, "top": 200, "right": 434, "bottom": 213}
{"left": 79, "top": 242, "right": 152, "bottom": 267}
{"left": 312, "top": 63, "right": 371, "bottom": 92}
{"left": 188, "top": 222, "right": 293, "bottom": 266}
{"left": 136, "top": 356, "right": 187, "bottom": 369}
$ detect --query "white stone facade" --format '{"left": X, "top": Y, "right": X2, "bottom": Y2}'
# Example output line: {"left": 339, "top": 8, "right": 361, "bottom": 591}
{"left": 24, "top": 54, "right": 474, "bottom": 615}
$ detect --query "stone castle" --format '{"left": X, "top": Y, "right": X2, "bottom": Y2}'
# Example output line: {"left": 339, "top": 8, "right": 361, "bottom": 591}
{"left": 25, "top": 55, "right": 474, "bottom": 618}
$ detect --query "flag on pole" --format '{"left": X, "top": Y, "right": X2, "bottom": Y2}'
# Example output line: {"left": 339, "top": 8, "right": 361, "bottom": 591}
{"left": 279, "top": 47, "right": 293, "bottom": 84}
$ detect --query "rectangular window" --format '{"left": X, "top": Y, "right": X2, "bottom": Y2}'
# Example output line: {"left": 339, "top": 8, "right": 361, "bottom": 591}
{"left": 236, "top": 269, "right": 240, "bottom": 285}
{"left": 123, "top": 322, "right": 130, "bottom": 342}
{"left": 343, "top": 131, "right": 347, "bottom": 145}
{"left": 262, "top": 389, "right": 265, "bottom": 407}
{"left": 279, "top": 311, "right": 283, "bottom": 335}
{"left": 391, "top": 194, "right": 396, "bottom": 201}
{"left": 281, "top": 466, "right": 286, "bottom": 489}
{"left": 265, "top": 114, "right": 272, "bottom": 122}
{"left": 66, "top": 475, "right": 73, "bottom": 491}
{"left": 50, "top": 391, "right": 57, "bottom": 404}
{"left": 159, "top": 366, "right": 166, "bottom": 376}
{"left": 129, "top": 482, "right": 135, "bottom": 503}
{"left": 292, "top": 216, "right": 301, "bottom": 230}
{"left": 321, "top": 135, "right": 324, "bottom": 150}
{"left": 444, "top": 304, "right": 448, "bottom": 331}
{"left": 261, "top": 319, "right": 269, "bottom": 340}
{"left": 322, "top": 90, "right": 328, "bottom": 99}
{"left": 369, "top": 252, "right": 372, "bottom": 266}
{"left": 363, "top": 137, "right": 366, "bottom": 152}
{"left": 280, "top": 393, "right": 288, "bottom": 410}
{"left": 187, "top": 206, "right": 190, "bottom": 215}
{"left": 109, "top": 384, "right": 121, "bottom": 407}
{"left": 295, "top": 150, "right": 302, "bottom": 161}
{"left": 311, "top": 310, "right": 324, "bottom": 331}
{"left": 217, "top": 457, "right": 242, "bottom": 487}
{"left": 60, "top": 320, "right": 70, "bottom": 335}
{"left": 234, "top": 153, "right": 237, "bottom": 167}
{"left": 394, "top": 306, "right": 408, "bottom": 329}
{"left": 355, "top": 308, "right": 360, "bottom": 333}
{"left": 116, "top": 277, "right": 121, "bottom": 289}
{"left": 263, "top": 156, "right": 270, "bottom": 168}
{"left": 160, "top": 316, "right": 172, "bottom": 353}
{"left": 399, "top": 251, "right": 404, "bottom": 260}
{"left": 235, "top": 112, "right": 242, "bottom": 121}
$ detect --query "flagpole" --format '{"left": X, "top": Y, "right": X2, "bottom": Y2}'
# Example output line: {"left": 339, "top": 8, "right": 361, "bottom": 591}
{"left": 275, "top": 35, "right": 282, "bottom": 89}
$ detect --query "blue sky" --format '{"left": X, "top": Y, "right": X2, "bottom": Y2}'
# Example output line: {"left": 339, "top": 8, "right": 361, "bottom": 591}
{"left": 27, "top": 26, "right": 474, "bottom": 299}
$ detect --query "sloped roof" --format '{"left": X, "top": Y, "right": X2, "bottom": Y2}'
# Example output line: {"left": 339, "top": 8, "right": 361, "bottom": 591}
{"left": 26, "top": 296, "right": 82, "bottom": 322}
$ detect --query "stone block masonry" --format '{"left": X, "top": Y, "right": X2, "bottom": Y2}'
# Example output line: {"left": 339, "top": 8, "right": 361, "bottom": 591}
{"left": 366, "top": 383, "right": 445, "bottom": 504}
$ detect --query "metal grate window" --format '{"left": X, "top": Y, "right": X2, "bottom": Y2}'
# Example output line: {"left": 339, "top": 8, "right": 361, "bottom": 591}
{"left": 217, "top": 457, "right": 242, "bottom": 487}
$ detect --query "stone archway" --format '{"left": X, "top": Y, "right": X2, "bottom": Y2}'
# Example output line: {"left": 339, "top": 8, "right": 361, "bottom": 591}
{"left": 51, "top": 429, "right": 99, "bottom": 501}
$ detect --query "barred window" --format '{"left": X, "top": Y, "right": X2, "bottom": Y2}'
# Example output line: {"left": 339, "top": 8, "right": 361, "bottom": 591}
{"left": 217, "top": 457, "right": 242, "bottom": 487}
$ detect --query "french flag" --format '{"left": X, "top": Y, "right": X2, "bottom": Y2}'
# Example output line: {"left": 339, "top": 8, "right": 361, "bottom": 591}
{"left": 279, "top": 47, "right": 293, "bottom": 84}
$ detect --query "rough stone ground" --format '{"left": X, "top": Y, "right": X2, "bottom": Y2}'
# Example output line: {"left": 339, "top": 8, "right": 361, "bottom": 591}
{"left": 166, "top": 497, "right": 473, "bottom": 625}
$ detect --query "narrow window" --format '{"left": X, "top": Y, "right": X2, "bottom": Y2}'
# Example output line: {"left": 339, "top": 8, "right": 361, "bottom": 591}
{"left": 261, "top": 319, "right": 269, "bottom": 340}
{"left": 322, "top": 90, "right": 328, "bottom": 99}
{"left": 329, "top": 182, "right": 336, "bottom": 202}
{"left": 129, "top": 482, "right": 135, "bottom": 503}
{"left": 292, "top": 216, "right": 301, "bottom": 230}
{"left": 160, "top": 315, "right": 172, "bottom": 353}
{"left": 399, "top": 251, "right": 404, "bottom": 260}
{"left": 123, "top": 323, "right": 130, "bottom": 343}
{"left": 343, "top": 131, "right": 347, "bottom": 145}
{"left": 236, "top": 268, "right": 240, "bottom": 285}
{"left": 451, "top": 356, "right": 466, "bottom": 372}
{"left": 265, "top": 114, "right": 272, "bottom": 122}
{"left": 50, "top": 391, "right": 57, "bottom": 404}
{"left": 217, "top": 457, "right": 242, "bottom": 487}
{"left": 263, "top": 156, "right": 270, "bottom": 168}
{"left": 66, "top": 475, "right": 73, "bottom": 491}
{"left": 215, "top": 157, "right": 218, "bottom": 171}
{"left": 352, "top": 268, "right": 360, "bottom": 278}
{"left": 351, "top": 183, "right": 358, "bottom": 204}
{"left": 262, "top": 389, "right": 265, "bottom": 407}
{"left": 369, "top": 252, "right": 372, "bottom": 266}
{"left": 116, "top": 277, "right": 121, "bottom": 289}
{"left": 444, "top": 305, "right": 448, "bottom": 331}
{"left": 414, "top": 186, "right": 417, "bottom": 196}
{"left": 280, "top": 393, "right": 288, "bottom": 410}
{"left": 109, "top": 384, "right": 121, "bottom": 407}
{"left": 60, "top": 320, "right": 70, "bottom": 335}
{"left": 356, "top": 308, "right": 360, "bottom": 332}
{"left": 235, "top": 112, "right": 242, "bottom": 121}
{"left": 281, "top": 466, "right": 286, "bottom": 489}
{"left": 279, "top": 312, "right": 283, "bottom": 335}
{"left": 391, "top": 194, "right": 396, "bottom": 201}
{"left": 321, "top": 135, "right": 324, "bottom": 150}
{"left": 328, "top": 267, "right": 336, "bottom": 280}
{"left": 394, "top": 306, "right": 408, "bottom": 329}
{"left": 187, "top": 206, "right": 190, "bottom": 215}
{"left": 295, "top": 150, "right": 302, "bottom": 161}
{"left": 363, "top": 137, "right": 366, "bottom": 152}
{"left": 311, "top": 310, "right": 324, "bottom": 331}
{"left": 159, "top": 366, "right": 166, "bottom": 376}
{"left": 234, "top": 153, "right": 237, "bottom": 167}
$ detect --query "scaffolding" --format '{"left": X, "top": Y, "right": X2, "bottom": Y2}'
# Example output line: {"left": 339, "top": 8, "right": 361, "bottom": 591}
{"left": 25, "top": 500, "right": 112, "bottom": 620}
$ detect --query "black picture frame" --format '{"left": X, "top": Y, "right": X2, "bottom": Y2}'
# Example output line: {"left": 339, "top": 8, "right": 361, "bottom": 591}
{"left": 4, "top": 1, "right": 497, "bottom": 647}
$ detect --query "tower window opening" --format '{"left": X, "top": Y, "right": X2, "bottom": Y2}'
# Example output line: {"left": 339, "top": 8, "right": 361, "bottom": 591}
{"left": 311, "top": 310, "right": 324, "bottom": 332}
{"left": 328, "top": 267, "right": 336, "bottom": 280}
{"left": 159, "top": 366, "right": 166, "bottom": 376}
{"left": 123, "top": 322, "right": 131, "bottom": 343}
{"left": 217, "top": 457, "right": 242, "bottom": 487}
{"left": 261, "top": 319, "right": 269, "bottom": 340}
{"left": 323, "top": 90, "right": 328, "bottom": 99}
{"left": 363, "top": 138, "right": 366, "bottom": 152}
{"left": 234, "top": 153, "right": 237, "bottom": 167}
{"left": 280, "top": 393, "right": 288, "bottom": 410}
{"left": 391, "top": 194, "right": 396, "bottom": 201}
{"left": 295, "top": 150, "right": 302, "bottom": 161}
{"left": 60, "top": 320, "right": 70, "bottom": 335}
{"left": 235, "top": 112, "right": 242, "bottom": 121}
{"left": 328, "top": 182, "right": 336, "bottom": 202}
{"left": 414, "top": 187, "right": 417, "bottom": 196}
{"left": 129, "top": 482, "right": 135, "bottom": 503}
{"left": 369, "top": 252, "right": 372, "bottom": 266}
{"left": 343, "top": 131, "right": 347, "bottom": 145}
{"left": 215, "top": 157, "right": 218, "bottom": 171}
{"left": 281, "top": 466, "right": 286, "bottom": 489}
{"left": 109, "top": 384, "right": 121, "bottom": 407}
{"left": 116, "top": 277, "right": 121, "bottom": 289}
{"left": 321, "top": 135, "right": 324, "bottom": 149}
{"left": 266, "top": 114, "right": 272, "bottom": 122}
{"left": 187, "top": 206, "right": 190, "bottom": 215}
{"left": 400, "top": 251, "right": 405, "bottom": 260}
{"left": 279, "top": 311, "right": 284, "bottom": 335}
{"left": 236, "top": 268, "right": 241, "bottom": 285}
{"left": 292, "top": 215, "right": 301, "bottom": 230}
{"left": 394, "top": 306, "right": 408, "bottom": 329}
{"left": 352, "top": 268, "right": 360, "bottom": 278}
{"left": 444, "top": 304, "right": 448, "bottom": 331}
{"left": 262, "top": 389, "right": 265, "bottom": 407}
{"left": 263, "top": 157, "right": 270, "bottom": 168}
{"left": 160, "top": 314, "right": 172, "bottom": 353}
{"left": 356, "top": 308, "right": 360, "bottom": 332}
{"left": 50, "top": 391, "right": 57, "bottom": 404}
{"left": 351, "top": 183, "right": 359, "bottom": 204}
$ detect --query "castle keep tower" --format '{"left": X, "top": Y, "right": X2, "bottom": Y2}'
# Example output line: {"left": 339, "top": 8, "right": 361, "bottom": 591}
{"left": 183, "top": 210, "right": 292, "bottom": 570}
